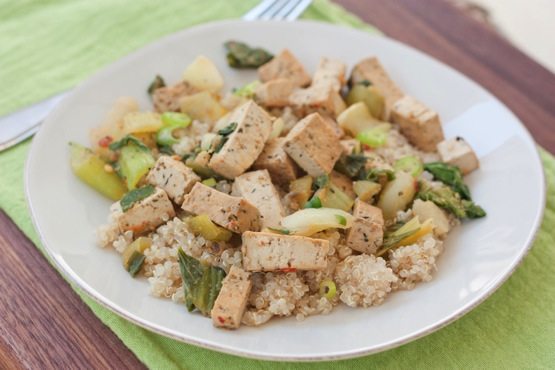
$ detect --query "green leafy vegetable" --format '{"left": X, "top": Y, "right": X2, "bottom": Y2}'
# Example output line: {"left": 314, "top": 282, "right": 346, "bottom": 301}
{"left": 147, "top": 75, "right": 165, "bottom": 96}
{"left": 363, "top": 168, "right": 395, "bottom": 184}
{"left": 313, "top": 174, "right": 330, "bottom": 190}
{"left": 109, "top": 135, "right": 150, "bottom": 152}
{"left": 224, "top": 41, "right": 273, "bottom": 69}
{"left": 233, "top": 80, "right": 260, "bottom": 98}
{"left": 304, "top": 196, "right": 322, "bottom": 209}
{"left": 423, "top": 162, "right": 471, "bottom": 199}
{"left": 334, "top": 154, "right": 368, "bottom": 178}
{"left": 217, "top": 122, "right": 238, "bottom": 136}
{"left": 416, "top": 182, "right": 486, "bottom": 219}
{"left": 178, "top": 248, "right": 226, "bottom": 316}
{"left": 377, "top": 217, "right": 421, "bottom": 257}
{"left": 120, "top": 185, "right": 155, "bottom": 212}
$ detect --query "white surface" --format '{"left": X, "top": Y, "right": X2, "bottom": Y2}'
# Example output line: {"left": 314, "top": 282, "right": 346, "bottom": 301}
{"left": 25, "top": 20, "right": 546, "bottom": 361}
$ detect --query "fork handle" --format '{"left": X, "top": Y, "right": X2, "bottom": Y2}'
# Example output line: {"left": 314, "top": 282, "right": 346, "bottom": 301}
{"left": 0, "top": 92, "right": 68, "bottom": 151}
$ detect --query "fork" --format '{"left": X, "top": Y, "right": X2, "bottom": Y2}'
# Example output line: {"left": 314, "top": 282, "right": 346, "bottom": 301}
{"left": 0, "top": 0, "right": 312, "bottom": 152}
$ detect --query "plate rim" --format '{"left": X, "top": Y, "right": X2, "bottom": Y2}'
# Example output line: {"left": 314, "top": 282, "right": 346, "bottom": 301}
{"left": 24, "top": 19, "right": 547, "bottom": 362}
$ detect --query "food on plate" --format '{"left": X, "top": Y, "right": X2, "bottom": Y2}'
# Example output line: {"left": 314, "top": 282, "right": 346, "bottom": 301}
{"left": 70, "top": 44, "right": 486, "bottom": 330}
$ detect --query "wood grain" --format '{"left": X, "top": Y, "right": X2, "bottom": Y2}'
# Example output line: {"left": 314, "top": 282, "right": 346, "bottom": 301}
{"left": 1, "top": 1, "right": 554, "bottom": 368}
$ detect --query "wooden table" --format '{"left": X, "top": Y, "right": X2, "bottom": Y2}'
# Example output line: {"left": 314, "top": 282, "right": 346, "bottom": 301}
{"left": 1, "top": 1, "right": 554, "bottom": 368}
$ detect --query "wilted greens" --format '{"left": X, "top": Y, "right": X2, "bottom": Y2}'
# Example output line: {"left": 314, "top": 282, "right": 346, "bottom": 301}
{"left": 424, "top": 162, "right": 471, "bottom": 199}
{"left": 224, "top": 41, "right": 273, "bottom": 69}
{"left": 416, "top": 182, "right": 486, "bottom": 219}
{"left": 147, "top": 74, "right": 165, "bottom": 96}
{"left": 120, "top": 185, "right": 155, "bottom": 212}
{"left": 334, "top": 154, "right": 368, "bottom": 178}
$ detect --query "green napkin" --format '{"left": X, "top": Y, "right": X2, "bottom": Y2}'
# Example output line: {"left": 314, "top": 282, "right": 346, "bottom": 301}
{"left": 1, "top": 1, "right": 554, "bottom": 368}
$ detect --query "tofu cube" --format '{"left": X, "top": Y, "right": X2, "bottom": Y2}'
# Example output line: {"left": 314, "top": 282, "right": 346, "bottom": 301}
{"left": 117, "top": 187, "right": 175, "bottom": 233}
{"left": 209, "top": 101, "right": 273, "bottom": 179}
{"left": 350, "top": 57, "right": 404, "bottom": 119}
{"left": 283, "top": 113, "right": 343, "bottom": 177}
{"left": 152, "top": 81, "right": 198, "bottom": 113}
{"left": 242, "top": 231, "right": 329, "bottom": 271}
{"left": 312, "top": 57, "right": 347, "bottom": 92}
{"left": 391, "top": 95, "right": 445, "bottom": 152}
{"left": 330, "top": 170, "right": 356, "bottom": 198}
{"left": 289, "top": 84, "right": 346, "bottom": 118}
{"left": 345, "top": 199, "right": 384, "bottom": 254}
{"left": 253, "top": 138, "right": 300, "bottom": 186}
{"left": 146, "top": 156, "right": 200, "bottom": 204}
{"left": 255, "top": 78, "right": 295, "bottom": 108}
{"left": 182, "top": 183, "right": 261, "bottom": 233}
{"left": 258, "top": 49, "right": 311, "bottom": 87}
{"left": 232, "top": 170, "right": 285, "bottom": 229}
{"left": 437, "top": 137, "right": 479, "bottom": 175}
{"left": 211, "top": 266, "right": 252, "bottom": 329}
{"left": 320, "top": 114, "right": 344, "bottom": 139}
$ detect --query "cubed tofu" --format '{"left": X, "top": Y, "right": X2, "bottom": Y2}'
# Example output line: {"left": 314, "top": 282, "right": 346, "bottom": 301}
{"left": 437, "top": 137, "right": 479, "bottom": 175}
{"left": 146, "top": 156, "right": 200, "bottom": 204}
{"left": 182, "top": 183, "right": 261, "bottom": 233}
{"left": 312, "top": 57, "right": 347, "bottom": 92}
{"left": 242, "top": 231, "right": 329, "bottom": 271}
{"left": 289, "top": 84, "right": 346, "bottom": 118}
{"left": 412, "top": 199, "right": 450, "bottom": 236}
{"left": 390, "top": 95, "right": 445, "bottom": 152}
{"left": 258, "top": 49, "right": 311, "bottom": 87}
{"left": 340, "top": 139, "right": 359, "bottom": 155}
{"left": 320, "top": 114, "right": 344, "bottom": 139}
{"left": 232, "top": 170, "right": 285, "bottom": 229}
{"left": 350, "top": 57, "right": 404, "bottom": 119}
{"left": 117, "top": 187, "right": 175, "bottom": 234}
{"left": 211, "top": 266, "right": 252, "bottom": 329}
{"left": 152, "top": 82, "right": 198, "bottom": 113}
{"left": 345, "top": 199, "right": 384, "bottom": 254}
{"left": 283, "top": 113, "right": 343, "bottom": 177}
{"left": 330, "top": 171, "right": 355, "bottom": 198}
{"left": 208, "top": 101, "right": 273, "bottom": 179}
{"left": 255, "top": 78, "right": 295, "bottom": 108}
{"left": 253, "top": 138, "right": 300, "bottom": 186}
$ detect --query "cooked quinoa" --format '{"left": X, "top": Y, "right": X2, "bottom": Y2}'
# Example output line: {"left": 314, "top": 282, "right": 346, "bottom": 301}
{"left": 78, "top": 48, "right": 486, "bottom": 330}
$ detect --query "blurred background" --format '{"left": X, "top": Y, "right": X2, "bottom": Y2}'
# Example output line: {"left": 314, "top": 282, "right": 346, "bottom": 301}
{"left": 450, "top": 0, "right": 555, "bottom": 72}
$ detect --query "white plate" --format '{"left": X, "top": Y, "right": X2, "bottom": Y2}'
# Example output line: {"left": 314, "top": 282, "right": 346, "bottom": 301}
{"left": 25, "top": 20, "right": 546, "bottom": 361}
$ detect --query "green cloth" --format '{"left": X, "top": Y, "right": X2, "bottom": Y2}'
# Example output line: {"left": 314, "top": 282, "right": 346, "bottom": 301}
{"left": 1, "top": 0, "right": 554, "bottom": 368}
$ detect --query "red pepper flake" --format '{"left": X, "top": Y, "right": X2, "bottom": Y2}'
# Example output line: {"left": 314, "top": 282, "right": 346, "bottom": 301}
{"left": 218, "top": 316, "right": 225, "bottom": 324}
{"left": 280, "top": 267, "right": 297, "bottom": 273}
{"left": 98, "top": 136, "right": 113, "bottom": 148}
{"left": 413, "top": 180, "right": 419, "bottom": 192}
{"left": 362, "top": 144, "right": 373, "bottom": 151}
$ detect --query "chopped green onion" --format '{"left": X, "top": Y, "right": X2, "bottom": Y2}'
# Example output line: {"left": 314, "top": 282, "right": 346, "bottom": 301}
{"left": 304, "top": 196, "right": 322, "bottom": 209}
{"left": 335, "top": 214, "right": 347, "bottom": 226}
{"left": 394, "top": 155, "right": 424, "bottom": 177}
{"left": 232, "top": 80, "right": 260, "bottom": 98}
{"left": 201, "top": 178, "right": 217, "bottom": 187}
{"left": 156, "top": 113, "right": 192, "bottom": 146}
{"left": 356, "top": 124, "right": 389, "bottom": 148}
{"left": 319, "top": 279, "right": 337, "bottom": 300}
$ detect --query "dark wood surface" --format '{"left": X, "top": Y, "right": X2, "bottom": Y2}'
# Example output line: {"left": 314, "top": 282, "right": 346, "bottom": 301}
{"left": 1, "top": 0, "right": 554, "bottom": 368}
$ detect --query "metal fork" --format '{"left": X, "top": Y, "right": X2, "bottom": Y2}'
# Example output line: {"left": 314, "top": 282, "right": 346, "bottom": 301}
{"left": 0, "top": 0, "right": 312, "bottom": 152}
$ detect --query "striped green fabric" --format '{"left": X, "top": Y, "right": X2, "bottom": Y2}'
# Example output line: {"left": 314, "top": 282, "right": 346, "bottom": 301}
{"left": 1, "top": 1, "right": 554, "bottom": 368}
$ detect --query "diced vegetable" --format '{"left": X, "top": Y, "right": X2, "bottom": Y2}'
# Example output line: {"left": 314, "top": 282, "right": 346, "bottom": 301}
{"left": 346, "top": 83, "right": 385, "bottom": 120}
{"left": 319, "top": 279, "right": 337, "bottom": 300}
{"left": 334, "top": 154, "right": 368, "bottom": 178}
{"left": 412, "top": 199, "right": 450, "bottom": 236}
{"left": 182, "top": 55, "right": 224, "bottom": 93}
{"left": 120, "top": 185, "right": 155, "bottom": 212}
{"left": 110, "top": 135, "right": 155, "bottom": 190}
{"left": 337, "top": 102, "right": 381, "bottom": 136}
{"left": 377, "top": 171, "right": 417, "bottom": 219}
{"left": 189, "top": 214, "right": 233, "bottom": 242}
{"left": 269, "top": 117, "right": 284, "bottom": 139}
{"left": 123, "top": 112, "right": 163, "bottom": 134}
{"left": 364, "top": 168, "right": 395, "bottom": 185}
{"left": 319, "top": 184, "right": 354, "bottom": 211}
{"left": 224, "top": 41, "right": 274, "bottom": 69}
{"left": 233, "top": 80, "right": 260, "bottom": 98}
{"left": 178, "top": 248, "right": 226, "bottom": 315}
{"left": 416, "top": 181, "right": 486, "bottom": 219}
{"left": 377, "top": 216, "right": 431, "bottom": 256}
{"left": 122, "top": 237, "right": 152, "bottom": 276}
{"left": 423, "top": 162, "right": 471, "bottom": 200}
{"left": 394, "top": 156, "right": 424, "bottom": 178}
{"left": 281, "top": 208, "right": 354, "bottom": 236}
{"left": 180, "top": 91, "right": 227, "bottom": 123}
{"left": 353, "top": 180, "right": 381, "bottom": 201}
{"left": 69, "top": 142, "right": 127, "bottom": 200}
{"left": 147, "top": 75, "right": 165, "bottom": 96}
{"left": 356, "top": 123, "right": 390, "bottom": 149}
{"left": 156, "top": 112, "right": 192, "bottom": 146}
{"left": 285, "top": 176, "right": 314, "bottom": 209}
{"left": 201, "top": 178, "right": 217, "bottom": 188}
